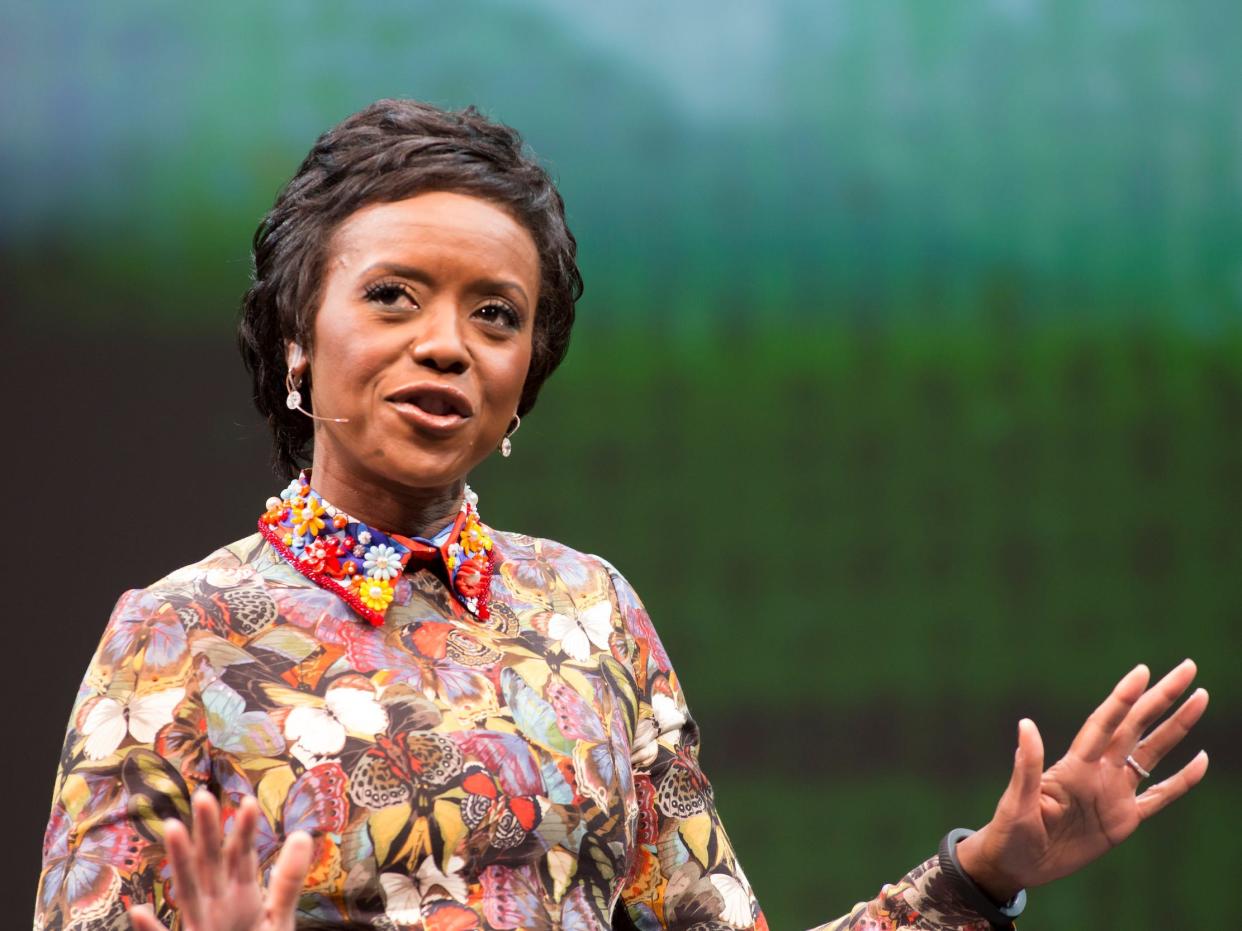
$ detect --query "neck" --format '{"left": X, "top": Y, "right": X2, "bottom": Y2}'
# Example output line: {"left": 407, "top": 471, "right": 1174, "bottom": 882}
{"left": 306, "top": 458, "right": 465, "bottom": 539}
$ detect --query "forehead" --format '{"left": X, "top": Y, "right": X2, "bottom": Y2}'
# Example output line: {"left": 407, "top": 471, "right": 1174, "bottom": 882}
{"left": 328, "top": 191, "right": 540, "bottom": 281}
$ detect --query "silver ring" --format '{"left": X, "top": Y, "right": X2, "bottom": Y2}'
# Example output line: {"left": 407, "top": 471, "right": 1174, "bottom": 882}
{"left": 1124, "top": 753, "right": 1151, "bottom": 780}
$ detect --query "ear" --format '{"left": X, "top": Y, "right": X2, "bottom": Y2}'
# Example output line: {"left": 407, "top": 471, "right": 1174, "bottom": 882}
{"left": 286, "top": 340, "right": 306, "bottom": 376}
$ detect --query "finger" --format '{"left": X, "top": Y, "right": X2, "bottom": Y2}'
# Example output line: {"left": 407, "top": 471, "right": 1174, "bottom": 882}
{"left": 238, "top": 806, "right": 262, "bottom": 886}
{"left": 163, "top": 818, "right": 204, "bottom": 927}
{"left": 192, "top": 788, "right": 225, "bottom": 898}
{"left": 1108, "top": 659, "right": 1197, "bottom": 758}
{"left": 1001, "top": 718, "right": 1045, "bottom": 815}
{"left": 1137, "top": 750, "right": 1209, "bottom": 820}
{"left": 127, "top": 904, "right": 170, "bottom": 931}
{"left": 265, "top": 830, "right": 314, "bottom": 921}
{"left": 226, "top": 795, "right": 261, "bottom": 884}
{"left": 1132, "top": 688, "right": 1209, "bottom": 774}
{"left": 1070, "top": 664, "right": 1150, "bottom": 762}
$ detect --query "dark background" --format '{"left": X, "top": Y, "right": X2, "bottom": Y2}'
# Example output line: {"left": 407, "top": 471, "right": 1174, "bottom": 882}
{"left": 4, "top": 2, "right": 1240, "bottom": 928}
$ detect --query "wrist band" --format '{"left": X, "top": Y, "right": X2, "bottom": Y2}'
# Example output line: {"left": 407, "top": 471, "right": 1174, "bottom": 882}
{"left": 937, "top": 828, "right": 1027, "bottom": 929}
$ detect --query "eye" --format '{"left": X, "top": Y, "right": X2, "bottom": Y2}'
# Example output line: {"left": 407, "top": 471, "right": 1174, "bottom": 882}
{"left": 475, "top": 302, "right": 521, "bottom": 330}
{"left": 363, "top": 281, "right": 417, "bottom": 308}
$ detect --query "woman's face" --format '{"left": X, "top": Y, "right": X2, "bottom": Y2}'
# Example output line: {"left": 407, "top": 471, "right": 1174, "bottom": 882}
{"left": 299, "top": 191, "right": 539, "bottom": 494}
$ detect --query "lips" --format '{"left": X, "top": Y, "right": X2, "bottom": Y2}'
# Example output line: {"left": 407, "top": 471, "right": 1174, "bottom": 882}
{"left": 385, "top": 383, "right": 474, "bottom": 434}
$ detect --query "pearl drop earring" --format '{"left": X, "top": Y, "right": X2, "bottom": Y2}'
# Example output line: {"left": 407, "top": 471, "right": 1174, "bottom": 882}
{"left": 285, "top": 372, "right": 303, "bottom": 410}
{"left": 501, "top": 415, "right": 521, "bottom": 458}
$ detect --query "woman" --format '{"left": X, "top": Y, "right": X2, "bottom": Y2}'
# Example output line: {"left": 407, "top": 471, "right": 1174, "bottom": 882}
{"left": 35, "top": 99, "right": 1209, "bottom": 931}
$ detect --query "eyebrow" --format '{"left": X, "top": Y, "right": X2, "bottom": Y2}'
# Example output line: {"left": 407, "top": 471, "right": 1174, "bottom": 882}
{"left": 360, "top": 262, "right": 531, "bottom": 306}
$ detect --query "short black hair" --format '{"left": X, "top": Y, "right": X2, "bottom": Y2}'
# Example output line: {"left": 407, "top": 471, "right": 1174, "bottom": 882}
{"left": 238, "top": 98, "right": 583, "bottom": 477}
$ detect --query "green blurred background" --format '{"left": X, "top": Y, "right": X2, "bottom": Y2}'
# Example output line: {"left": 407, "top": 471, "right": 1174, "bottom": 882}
{"left": 5, "top": 1, "right": 1239, "bottom": 927}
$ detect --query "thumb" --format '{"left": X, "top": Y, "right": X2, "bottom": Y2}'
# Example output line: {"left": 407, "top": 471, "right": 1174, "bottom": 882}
{"left": 1006, "top": 717, "right": 1045, "bottom": 811}
{"left": 127, "top": 904, "right": 170, "bottom": 931}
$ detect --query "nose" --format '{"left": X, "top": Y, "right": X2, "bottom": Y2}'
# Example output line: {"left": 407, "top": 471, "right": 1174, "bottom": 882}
{"left": 410, "top": 301, "right": 469, "bottom": 375}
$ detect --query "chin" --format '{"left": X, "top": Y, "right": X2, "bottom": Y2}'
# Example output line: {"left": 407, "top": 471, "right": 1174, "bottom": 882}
{"left": 372, "top": 444, "right": 477, "bottom": 491}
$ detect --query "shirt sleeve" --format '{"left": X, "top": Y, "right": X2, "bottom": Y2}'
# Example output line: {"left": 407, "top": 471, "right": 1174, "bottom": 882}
{"left": 35, "top": 587, "right": 208, "bottom": 931}
{"left": 601, "top": 563, "right": 1009, "bottom": 931}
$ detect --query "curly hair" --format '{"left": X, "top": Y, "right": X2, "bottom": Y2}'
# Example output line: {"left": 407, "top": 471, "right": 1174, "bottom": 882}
{"left": 238, "top": 99, "right": 583, "bottom": 478}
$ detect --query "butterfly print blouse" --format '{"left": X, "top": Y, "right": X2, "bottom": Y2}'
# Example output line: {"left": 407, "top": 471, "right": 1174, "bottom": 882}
{"left": 36, "top": 478, "right": 1005, "bottom": 931}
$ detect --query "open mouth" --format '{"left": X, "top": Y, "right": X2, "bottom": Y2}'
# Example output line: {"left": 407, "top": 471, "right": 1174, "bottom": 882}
{"left": 406, "top": 393, "right": 461, "bottom": 416}
{"left": 385, "top": 384, "right": 474, "bottom": 433}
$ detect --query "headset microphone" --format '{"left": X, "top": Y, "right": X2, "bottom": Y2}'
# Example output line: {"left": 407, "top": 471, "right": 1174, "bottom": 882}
{"left": 285, "top": 344, "right": 350, "bottom": 423}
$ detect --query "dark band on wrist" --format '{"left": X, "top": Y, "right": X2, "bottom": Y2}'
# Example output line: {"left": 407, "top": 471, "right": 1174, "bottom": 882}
{"left": 937, "top": 828, "right": 1027, "bottom": 929}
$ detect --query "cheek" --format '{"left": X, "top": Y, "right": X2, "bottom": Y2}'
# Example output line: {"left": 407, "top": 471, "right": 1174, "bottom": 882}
{"left": 490, "top": 342, "right": 533, "bottom": 406}
{"left": 313, "top": 327, "right": 388, "bottom": 390}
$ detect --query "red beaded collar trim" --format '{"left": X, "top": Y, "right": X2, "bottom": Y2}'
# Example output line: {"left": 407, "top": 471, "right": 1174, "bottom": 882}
{"left": 257, "top": 520, "right": 389, "bottom": 626}
{"left": 257, "top": 472, "right": 494, "bottom": 625}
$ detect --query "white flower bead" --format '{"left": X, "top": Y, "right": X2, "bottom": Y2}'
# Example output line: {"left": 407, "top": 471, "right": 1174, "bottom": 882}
{"left": 364, "top": 544, "right": 401, "bottom": 581}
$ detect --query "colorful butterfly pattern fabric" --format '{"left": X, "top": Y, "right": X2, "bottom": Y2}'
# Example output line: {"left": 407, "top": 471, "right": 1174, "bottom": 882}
{"left": 36, "top": 482, "right": 1004, "bottom": 931}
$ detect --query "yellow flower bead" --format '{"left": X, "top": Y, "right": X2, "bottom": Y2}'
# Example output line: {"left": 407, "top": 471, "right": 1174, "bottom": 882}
{"left": 355, "top": 576, "right": 394, "bottom": 612}
{"left": 293, "top": 498, "right": 326, "bottom": 538}
{"left": 460, "top": 516, "right": 492, "bottom": 557}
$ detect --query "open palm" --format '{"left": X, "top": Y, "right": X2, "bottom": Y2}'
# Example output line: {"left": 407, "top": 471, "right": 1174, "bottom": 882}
{"left": 128, "top": 791, "right": 312, "bottom": 931}
{"left": 959, "top": 660, "right": 1210, "bottom": 899}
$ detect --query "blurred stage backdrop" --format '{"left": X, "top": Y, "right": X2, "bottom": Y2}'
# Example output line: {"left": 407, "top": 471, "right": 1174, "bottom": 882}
{"left": 4, "top": 1, "right": 1239, "bottom": 927}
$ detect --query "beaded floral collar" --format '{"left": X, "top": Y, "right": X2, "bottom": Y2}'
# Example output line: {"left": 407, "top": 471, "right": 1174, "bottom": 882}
{"left": 257, "top": 470, "right": 494, "bottom": 626}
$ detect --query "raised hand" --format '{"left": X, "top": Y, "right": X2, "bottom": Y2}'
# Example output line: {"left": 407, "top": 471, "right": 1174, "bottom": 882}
{"left": 957, "top": 660, "right": 1209, "bottom": 901}
{"left": 128, "top": 789, "right": 312, "bottom": 931}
